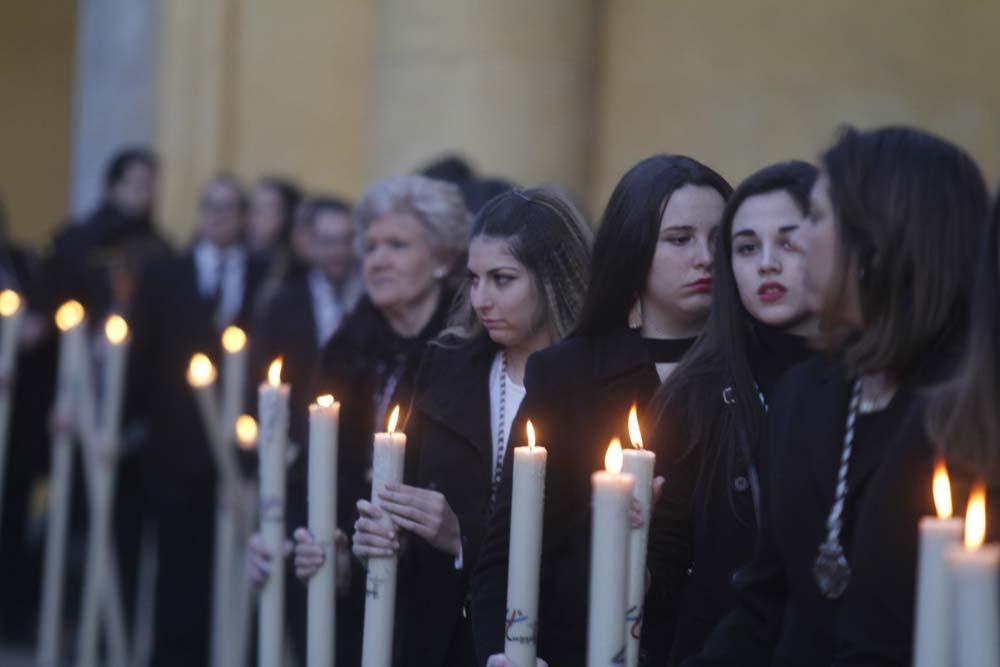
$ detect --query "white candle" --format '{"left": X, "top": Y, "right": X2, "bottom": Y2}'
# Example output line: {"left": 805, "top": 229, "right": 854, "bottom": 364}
{"left": 308, "top": 394, "right": 340, "bottom": 667}
{"left": 38, "top": 300, "right": 86, "bottom": 667}
{"left": 913, "top": 460, "right": 963, "bottom": 667}
{"left": 361, "top": 405, "right": 406, "bottom": 667}
{"left": 221, "top": 326, "right": 248, "bottom": 439}
{"left": 588, "top": 438, "right": 634, "bottom": 667}
{"left": 948, "top": 484, "right": 1000, "bottom": 667}
{"left": 233, "top": 415, "right": 259, "bottom": 667}
{"left": 504, "top": 420, "right": 547, "bottom": 666}
{"left": 258, "top": 358, "right": 290, "bottom": 667}
{"left": 622, "top": 406, "right": 654, "bottom": 667}
{"left": 0, "top": 289, "right": 24, "bottom": 543}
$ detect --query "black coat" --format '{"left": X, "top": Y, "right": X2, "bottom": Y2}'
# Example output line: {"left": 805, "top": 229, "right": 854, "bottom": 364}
{"left": 397, "top": 335, "right": 498, "bottom": 666}
{"left": 471, "top": 327, "right": 663, "bottom": 667}
{"left": 647, "top": 330, "right": 813, "bottom": 665}
{"left": 684, "top": 353, "right": 959, "bottom": 667}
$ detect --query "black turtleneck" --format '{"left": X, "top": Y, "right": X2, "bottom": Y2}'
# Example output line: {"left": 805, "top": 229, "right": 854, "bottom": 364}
{"left": 643, "top": 336, "right": 698, "bottom": 365}
{"left": 749, "top": 321, "right": 813, "bottom": 398}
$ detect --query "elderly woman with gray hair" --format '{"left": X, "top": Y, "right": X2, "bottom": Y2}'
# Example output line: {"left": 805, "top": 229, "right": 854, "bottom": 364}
{"left": 248, "top": 174, "right": 470, "bottom": 665}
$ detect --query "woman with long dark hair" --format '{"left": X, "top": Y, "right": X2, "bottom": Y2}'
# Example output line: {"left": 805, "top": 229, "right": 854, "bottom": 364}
{"left": 685, "top": 126, "right": 989, "bottom": 666}
{"left": 293, "top": 187, "right": 592, "bottom": 666}
{"left": 472, "top": 154, "right": 732, "bottom": 667}
{"left": 646, "top": 160, "right": 818, "bottom": 665}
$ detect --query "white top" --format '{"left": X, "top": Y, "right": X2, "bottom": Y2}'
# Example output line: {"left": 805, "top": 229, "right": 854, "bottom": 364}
{"left": 489, "top": 350, "right": 526, "bottom": 482}
{"left": 306, "top": 268, "right": 363, "bottom": 347}
{"left": 193, "top": 240, "right": 247, "bottom": 330}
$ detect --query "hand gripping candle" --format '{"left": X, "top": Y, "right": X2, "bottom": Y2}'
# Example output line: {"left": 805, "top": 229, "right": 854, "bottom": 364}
{"left": 504, "top": 420, "right": 547, "bottom": 666}
{"left": 361, "top": 405, "right": 406, "bottom": 667}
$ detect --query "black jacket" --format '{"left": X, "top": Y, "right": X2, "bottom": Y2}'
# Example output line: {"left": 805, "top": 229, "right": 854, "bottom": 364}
{"left": 647, "top": 329, "right": 813, "bottom": 665}
{"left": 471, "top": 327, "right": 663, "bottom": 667}
{"left": 684, "top": 352, "right": 960, "bottom": 667}
{"left": 397, "top": 335, "right": 498, "bottom": 666}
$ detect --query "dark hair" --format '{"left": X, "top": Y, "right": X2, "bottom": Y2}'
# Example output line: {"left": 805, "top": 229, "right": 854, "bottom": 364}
{"left": 575, "top": 154, "right": 733, "bottom": 335}
{"left": 651, "top": 160, "right": 818, "bottom": 513}
{"left": 460, "top": 178, "right": 517, "bottom": 214}
{"left": 103, "top": 146, "right": 158, "bottom": 190}
{"left": 819, "top": 126, "right": 988, "bottom": 382}
{"left": 419, "top": 153, "right": 475, "bottom": 184}
{"left": 443, "top": 187, "right": 592, "bottom": 342}
{"left": 927, "top": 193, "right": 1000, "bottom": 477}
{"left": 256, "top": 177, "right": 303, "bottom": 245}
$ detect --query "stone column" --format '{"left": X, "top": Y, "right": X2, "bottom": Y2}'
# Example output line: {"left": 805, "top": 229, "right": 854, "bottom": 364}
{"left": 369, "top": 0, "right": 598, "bottom": 198}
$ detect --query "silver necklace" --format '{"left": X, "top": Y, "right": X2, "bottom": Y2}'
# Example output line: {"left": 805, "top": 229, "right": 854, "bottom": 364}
{"left": 490, "top": 351, "right": 509, "bottom": 502}
{"left": 813, "top": 377, "right": 863, "bottom": 599}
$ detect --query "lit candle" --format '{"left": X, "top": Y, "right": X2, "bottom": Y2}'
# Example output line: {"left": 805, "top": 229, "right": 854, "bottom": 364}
{"left": 220, "top": 326, "right": 248, "bottom": 440}
{"left": 308, "top": 394, "right": 340, "bottom": 667}
{"left": 913, "top": 460, "right": 963, "bottom": 667}
{"left": 361, "top": 405, "right": 406, "bottom": 667}
{"left": 258, "top": 358, "right": 289, "bottom": 667}
{"left": 948, "top": 484, "right": 1000, "bottom": 667}
{"left": 622, "top": 405, "right": 655, "bottom": 667}
{"left": 588, "top": 438, "right": 634, "bottom": 667}
{"left": 77, "top": 315, "right": 131, "bottom": 667}
{"left": 504, "top": 420, "right": 547, "bottom": 666}
{"left": 232, "top": 415, "right": 259, "bottom": 667}
{"left": 0, "top": 289, "right": 25, "bottom": 540}
{"left": 38, "top": 300, "right": 87, "bottom": 667}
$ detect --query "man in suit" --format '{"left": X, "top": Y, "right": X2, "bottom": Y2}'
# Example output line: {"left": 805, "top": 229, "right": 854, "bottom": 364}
{"left": 127, "top": 173, "right": 264, "bottom": 666}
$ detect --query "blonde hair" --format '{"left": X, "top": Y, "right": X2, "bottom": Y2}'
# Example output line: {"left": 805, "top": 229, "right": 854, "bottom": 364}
{"left": 354, "top": 175, "right": 471, "bottom": 285}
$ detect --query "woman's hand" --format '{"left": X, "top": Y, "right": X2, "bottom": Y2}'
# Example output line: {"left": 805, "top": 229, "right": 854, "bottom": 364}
{"left": 486, "top": 654, "right": 549, "bottom": 667}
{"left": 378, "top": 483, "right": 461, "bottom": 557}
{"left": 629, "top": 475, "right": 666, "bottom": 529}
{"left": 247, "top": 531, "right": 292, "bottom": 587}
{"left": 292, "top": 528, "right": 324, "bottom": 581}
{"left": 353, "top": 500, "right": 401, "bottom": 560}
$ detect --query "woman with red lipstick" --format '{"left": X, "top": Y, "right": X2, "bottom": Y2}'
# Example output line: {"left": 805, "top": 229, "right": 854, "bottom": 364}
{"left": 683, "top": 127, "right": 988, "bottom": 667}
{"left": 294, "top": 187, "right": 591, "bottom": 666}
{"left": 643, "top": 160, "right": 818, "bottom": 666}
{"left": 471, "top": 154, "right": 732, "bottom": 667}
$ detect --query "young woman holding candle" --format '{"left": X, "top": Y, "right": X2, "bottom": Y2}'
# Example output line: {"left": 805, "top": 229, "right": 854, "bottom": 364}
{"left": 247, "top": 174, "right": 470, "bottom": 665}
{"left": 471, "top": 154, "right": 732, "bottom": 667}
{"left": 684, "top": 126, "right": 989, "bottom": 667}
{"left": 294, "top": 187, "right": 592, "bottom": 666}
{"left": 830, "top": 188, "right": 1000, "bottom": 666}
{"left": 644, "top": 160, "right": 819, "bottom": 665}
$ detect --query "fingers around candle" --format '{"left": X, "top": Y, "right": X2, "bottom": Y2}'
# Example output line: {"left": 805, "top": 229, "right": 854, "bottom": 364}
{"left": 357, "top": 499, "right": 384, "bottom": 519}
{"left": 292, "top": 527, "right": 314, "bottom": 544}
{"left": 652, "top": 475, "right": 666, "bottom": 504}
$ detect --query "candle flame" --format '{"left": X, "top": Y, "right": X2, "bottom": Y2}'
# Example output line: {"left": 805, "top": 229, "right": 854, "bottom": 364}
{"left": 221, "top": 326, "right": 247, "bottom": 353}
{"left": 0, "top": 290, "right": 21, "bottom": 317}
{"left": 386, "top": 405, "right": 400, "bottom": 434}
{"left": 55, "top": 300, "right": 85, "bottom": 331}
{"left": 526, "top": 420, "right": 536, "bottom": 450}
{"left": 605, "top": 438, "right": 624, "bottom": 474}
{"left": 628, "top": 404, "right": 643, "bottom": 449}
{"left": 964, "top": 484, "right": 987, "bottom": 551}
{"left": 235, "top": 414, "right": 258, "bottom": 450}
{"left": 933, "top": 459, "right": 953, "bottom": 520}
{"left": 104, "top": 315, "right": 129, "bottom": 345}
{"left": 267, "top": 358, "right": 283, "bottom": 386}
{"left": 187, "top": 353, "right": 217, "bottom": 387}
{"left": 316, "top": 394, "right": 335, "bottom": 408}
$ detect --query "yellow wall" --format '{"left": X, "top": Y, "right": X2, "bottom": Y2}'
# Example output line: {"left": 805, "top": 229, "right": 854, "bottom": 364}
{"left": 0, "top": 4, "right": 76, "bottom": 248}
{"left": 157, "top": 0, "right": 373, "bottom": 244}
{"left": 592, "top": 1, "right": 1000, "bottom": 211}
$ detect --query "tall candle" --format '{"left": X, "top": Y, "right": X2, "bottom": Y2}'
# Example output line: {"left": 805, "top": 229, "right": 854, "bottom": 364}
{"left": 38, "top": 300, "right": 86, "bottom": 667}
{"left": 622, "top": 406, "right": 655, "bottom": 667}
{"left": 588, "top": 438, "right": 634, "bottom": 667}
{"left": 0, "top": 289, "right": 24, "bottom": 541}
{"left": 308, "top": 394, "right": 340, "bottom": 667}
{"left": 361, "top": 405, "right": 406, "bottom": 667}
{"left": 504, "top": 420, "right": 547, "bottom": 666}
{"left": 221, "top": 325, "right": 248, "bottom": 440}
{"left": 233, "top": 415, "right": 259, "bottom": 667}
{"left": 948, "top": 484, "right": 1000, "bottom": 667}
{"left": 913, "top": 460, "right": 963, "bottom": 667}
{"left": 258, "top": 358, "right": 290, "bottom": 667}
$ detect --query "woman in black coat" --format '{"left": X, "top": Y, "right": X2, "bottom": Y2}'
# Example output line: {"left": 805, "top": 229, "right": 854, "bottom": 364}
{"left": 249, "top": 174, "right": 470, "bottom": 665}
{"left": 684, "top": 126, "right": 990, "bottom": 666}
{"left": 472, "top": 154, "right": 733, "bottom": 667}
{"left": 645, "top": 161, "right": 819, "bottom": 666}
{"left": 297, "top": 187, "right": 592, "bottom": 666}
